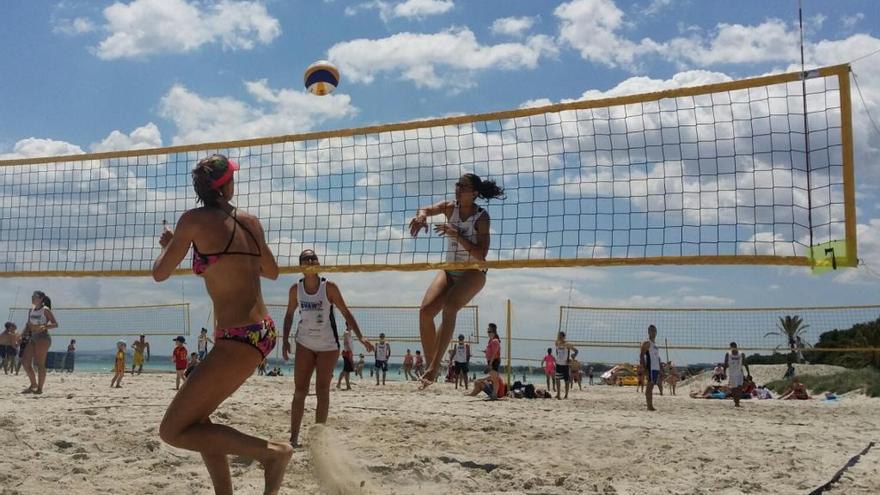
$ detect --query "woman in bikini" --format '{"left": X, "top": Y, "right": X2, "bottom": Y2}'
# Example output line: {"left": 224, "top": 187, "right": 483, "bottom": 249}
{"left": 282, "top": 249, "right": 372, "bottom": 447}
{"left": 21, "top": 290, "right": 58, "bottom": 394}
{"left": 409, "top": 173, "right": 504, "bottom": 387}
{"left": 152, "top": 154, "right": 292, "bottom": 495}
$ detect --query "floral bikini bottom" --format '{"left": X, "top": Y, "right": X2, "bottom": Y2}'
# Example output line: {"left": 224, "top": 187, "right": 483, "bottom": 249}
{"left": 215, "top": 316, "right": 277, "bottom": 358}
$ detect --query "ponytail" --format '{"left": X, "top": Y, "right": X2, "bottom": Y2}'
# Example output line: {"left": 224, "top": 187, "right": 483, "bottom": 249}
{"left": 463, "top": 173, "right": 505, "bottom": 200}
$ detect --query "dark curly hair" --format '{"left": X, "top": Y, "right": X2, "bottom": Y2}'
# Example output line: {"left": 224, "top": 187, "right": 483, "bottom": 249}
{"left": 462, "top": 173, "right": 505, "bottom": 200}
{"left": 192, "top": 154, "right": 234, "bottom": 207}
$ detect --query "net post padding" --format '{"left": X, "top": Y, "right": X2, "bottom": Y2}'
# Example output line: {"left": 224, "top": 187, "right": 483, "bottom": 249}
{"left": 6, "top": 303, "right": 191, "bottom": 337}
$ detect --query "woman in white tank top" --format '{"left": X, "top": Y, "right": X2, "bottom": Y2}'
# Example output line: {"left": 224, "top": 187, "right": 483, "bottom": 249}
{"left": 21, "top": 290, "right": 58, "bottom": 394}
{"left": 282, "top": 249, "right": 374, "bottom": 447}
{"left": 408, "top": 173, "right": 505, "bottom": 388}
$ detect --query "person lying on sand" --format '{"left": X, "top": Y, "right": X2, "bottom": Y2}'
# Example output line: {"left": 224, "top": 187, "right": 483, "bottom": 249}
{"left": 689, "top": 384, "right": 731, "bottom": 399}
{"left": 779, "top": 378, "right": 811, "bottom": 400}
{"left": 466, "top": 374, "right": 508, "bottom": 400}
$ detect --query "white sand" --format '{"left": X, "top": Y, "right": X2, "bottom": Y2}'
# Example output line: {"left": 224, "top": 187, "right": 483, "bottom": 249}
{"left": 1, "top": 368, "right": 878, "bottom": 494}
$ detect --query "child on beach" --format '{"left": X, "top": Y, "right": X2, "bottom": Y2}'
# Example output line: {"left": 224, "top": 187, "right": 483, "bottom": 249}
{"left": 172, "top": 336, "right": 188, "bottom": 390}
{"left": 185, "top": 352, "right": 200, "bottom": 378}
{"left": 356, "top": 353, "right": 365, "bottom": 379}
{"left": 111, "top": 340, "right": 126, "bottom": 388}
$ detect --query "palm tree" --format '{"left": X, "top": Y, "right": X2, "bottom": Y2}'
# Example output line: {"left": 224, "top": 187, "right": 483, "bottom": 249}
{"left": 764, "top": 315, "right": 810, "bottom": 362}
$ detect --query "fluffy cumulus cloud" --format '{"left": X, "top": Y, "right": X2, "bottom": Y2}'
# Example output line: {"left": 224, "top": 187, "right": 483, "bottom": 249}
{"left": 327, "top": 27, "right": 557, "bottom": 90}
{"left": 490, "top": 16, "right": 536, "bottom": 37}
{"left": 93, "top": 0, "right": 281, "bottom": 60}
{"left": 0, "top": 138, "right": 85, "bottom": 160}
{"left": 52, "top": 16, "right": 97, "bottom": 35}
{"left": 158, "top": 81, "right": 357, "bottom": 145}
{"left": 90, "top": 123, "right": 163, "bottom": 152}
{"left": 345, "top": 0, "right": 453, "bottom": 22}
{"left": 663, "top": 19, "right": 801, "bottom": 66}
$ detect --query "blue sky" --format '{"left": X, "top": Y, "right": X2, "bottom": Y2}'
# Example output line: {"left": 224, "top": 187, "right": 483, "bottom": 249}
{"left": 1, "top": 0, "right": 880, "bottom": 359}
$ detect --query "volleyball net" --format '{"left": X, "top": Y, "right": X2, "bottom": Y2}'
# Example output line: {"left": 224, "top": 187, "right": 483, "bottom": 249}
{"left": 6, "top": 303, "right": 191, "bottom": 337}
{"left": 557, "top": 304, "right": 880, "bottom": 354}
{"left": 264, "top": 304, "right": 479, "bottom": 344}
{"left": 0, "top": 64, "right": 856, "bottom": 277}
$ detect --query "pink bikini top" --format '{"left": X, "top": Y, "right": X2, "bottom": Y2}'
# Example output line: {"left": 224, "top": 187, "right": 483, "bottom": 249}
{"left": 192, "top": 208, "right": 261, "bottom": 275}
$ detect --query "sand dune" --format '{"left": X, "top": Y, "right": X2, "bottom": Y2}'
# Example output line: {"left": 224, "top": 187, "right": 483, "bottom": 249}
{"left": 1, "top": 370, "right": 878, "bottom": 494}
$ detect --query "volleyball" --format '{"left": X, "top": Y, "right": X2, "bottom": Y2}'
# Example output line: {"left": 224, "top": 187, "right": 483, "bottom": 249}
{"left": 304, "top": 60, "right": 340, "bottom": 96}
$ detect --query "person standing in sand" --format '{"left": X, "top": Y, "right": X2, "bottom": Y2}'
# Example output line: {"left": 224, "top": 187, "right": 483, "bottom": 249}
{"left": 336, "top": 324, "right": 356, "bottom": 391}
{"left": 0, "top": 322, "right": 19, "bottom": 375}
{"left": 723, "top": 342, "right": 750, "bottom": 408}
{"left": 554, "top": 331, "right": 576, "bottom": 400}
{"left": 21, "top": 290, "right": 59, "bottom": 395}
{"left": 282, "top": 249, "right": 373, "bottom": 448}
{"left": 131, "top": 334, "right": 150, "bottom": 375}
{"left": 64, "top": 339, "right": 76, "bottom": 372}
{"left": 452, "top": 334, "right": 471, "bottom": 390}
{"left": 413, "top": 349, "right": 425, "bottom": 378}
{"left": 373, "top": 333, "right": 390, "bottom": 386}
{"left": 402, "top": 349, "right": 415, "bottom": 381}
{"left": 197, "top": 327, "right": 213, "bottom": 360}
{"left": 541, "top": 348, "right": 556, "bottom": 392}
{"left": 111, "top": 340, "right": 126, "bottom": 388}
{"left": 356, "top": 353, "right": 365, "bottom": 379}
{"left": 640, "top": 325, "right": 661, "bottom": 411}
{"left": 152, "top": 154, "right": 292, "bottom": 494}
{"left": 172, "top": 336, "right": 188, "bottom": 390}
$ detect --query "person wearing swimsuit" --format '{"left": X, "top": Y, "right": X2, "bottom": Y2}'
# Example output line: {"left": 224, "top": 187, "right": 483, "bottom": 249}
{"left": 0, "top": 322, "right": 19, "bottom": 375}
{"left": 640, "top": 325, "right": 662, "bottom": 412}
{"left": 409, "top": 173, "right": 504, "bottom": 388}
{"left": 21, "top": 291, "right": 58, "bottom": 394}
{"left": 283, "top": 249, "right": 373, "bottom": 448}
{"left": 152, "top": 154, "right": 292, "bottom": 495}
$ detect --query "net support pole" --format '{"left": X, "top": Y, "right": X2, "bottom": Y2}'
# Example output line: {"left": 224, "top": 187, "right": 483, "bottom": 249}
{"left": 839, "top": 68, "right": 858, "bottom": 265}
{"left": 506, "top": 299, "right": 512, "bottom": 386}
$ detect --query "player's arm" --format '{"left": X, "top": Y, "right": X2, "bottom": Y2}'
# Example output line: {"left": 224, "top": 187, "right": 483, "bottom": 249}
{"left": 42, "top": 308, "right": 59, "bottom": 332}
{"left": 327, "top": 282, "right": 373, "bottom": 353}
{"left": 282, "top": 285, "right": 298, "bottom": 360}
{"left": 639, "top": 342, "right": 648, "bottom": 369}
{"left": 723, "top": 352, "right": 729, "bottom": 372}
{"left": 409, "top": 200, "right": 453, "bottom": 237}
{"left": 153, "top": 211, "right": 196, "bottom": 282}
{"left": 743, "top": 353, "right": 751, "bottom": 377}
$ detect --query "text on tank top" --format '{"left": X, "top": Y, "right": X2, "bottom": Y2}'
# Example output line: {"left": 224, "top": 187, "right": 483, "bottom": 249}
{"left": 727, "top": 352, "right": 743, "bottom": 375}
{"left": 375, "top": 342, "right": 388, "bottom": 360}
{"left": 648, "top": 341, "right": 661, "bottom": 370}
{"left": 446, "top": 203, "right": 485, "bottom": 263}
{"left": 296, "top": 279, "right": 337, "bottom": 345}
{"left": 555, "top": 345, "right": 570, "bottom": 364}
{"left": 454, "top": 343, "right": 468, "bottom": 363}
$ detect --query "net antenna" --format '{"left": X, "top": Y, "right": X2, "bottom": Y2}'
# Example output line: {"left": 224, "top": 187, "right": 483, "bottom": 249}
{"left": 798, "top": 0, "right": 816, "bottom": 263}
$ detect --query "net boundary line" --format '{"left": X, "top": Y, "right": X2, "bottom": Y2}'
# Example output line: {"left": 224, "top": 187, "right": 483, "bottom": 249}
{"left": 0, "top": 64, "right": 850, "bottom": 167}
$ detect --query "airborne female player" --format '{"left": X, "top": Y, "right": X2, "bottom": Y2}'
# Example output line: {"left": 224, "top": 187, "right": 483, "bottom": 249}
{"left": 408, "top": 173, "right": 504, "bottom": 387}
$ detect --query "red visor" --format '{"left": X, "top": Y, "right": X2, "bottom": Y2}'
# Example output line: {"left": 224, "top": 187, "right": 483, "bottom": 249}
{"left": 210, "top": 159, "right": 239, "bottom": 189}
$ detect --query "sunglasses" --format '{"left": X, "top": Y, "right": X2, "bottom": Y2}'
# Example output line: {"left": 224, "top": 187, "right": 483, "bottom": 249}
{"left": 300, "top": 255, "right": 318, "bottom": 262}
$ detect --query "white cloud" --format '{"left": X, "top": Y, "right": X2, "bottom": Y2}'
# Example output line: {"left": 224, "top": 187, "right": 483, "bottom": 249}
{"left": 663, "top": 19, "right": 800, "bottom": 66}
{"left": 577, "top": 69, "right": 731, "bottom": 100}
{"left": 842, "top": 13, "right": 865, "bottom": 30}
{"left": 158, "top": 81, "right": 358, "bottom": 145}
{"left": 90, "top": 123, "right": 163, "bottom": 152}
{"left": 643, "top": 0, "right": 673, "bottom": 16}
{"left": 345, "top": 0, "right": 453, "bottom": 22}
{"left": 833, "top": 219, "right": 880, "bottom": 285}
{"left": 0, "top": 138, "right": 84, "bottom": 160}
{"left": 490, "top": 16, "right": 536, "bottom": 38}
{"left": 327, "top": 27, "right": 557, "bottom": 90}
{"left": 631, "top": 270, "right": 706, "bottom": 284}
{"left": 554, "top": 0, "right": 661, "bottom": 69}
{"left": 94, "top": 0, "right": 280, "bottom": 60}
{"left": 53, "top": 16, "right": 97, "bottom": 35}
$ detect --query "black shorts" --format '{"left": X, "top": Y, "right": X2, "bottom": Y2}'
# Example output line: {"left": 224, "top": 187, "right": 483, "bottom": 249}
{"left": 0, "top": 345, "right": 15, "bottom": 358}
{"left": 343, "top": 356, "right": 354, "bottom": 372}
{"left": 555, "top": 364, "right": 571, "bottom": 382}
{"left": 490, "top": 358, "right": 500, "bottom": 372}
{"left": 375, "top": 360, "right": 388, "bottom": 372}
{"left": 454, "top": 361, "right": 469, "bottom": 374}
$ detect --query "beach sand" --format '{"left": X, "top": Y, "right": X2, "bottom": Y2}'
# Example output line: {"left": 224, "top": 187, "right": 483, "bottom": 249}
{"left": 1, "top": 365, "right": 878, "bottom": 494}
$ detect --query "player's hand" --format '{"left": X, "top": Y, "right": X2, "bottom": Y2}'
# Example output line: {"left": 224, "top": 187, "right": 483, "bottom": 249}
{"left": 433, "top": 223, "right": 460, "bottom": 238}
{"left": 159, "top": 229, "right": 173, "bottom": 248}
{"left": 282, "top": 339, "right": 291, "bottom": 361}
{"left": 361, "top": 339, "right": 374, "bottom": 353}
{"left": 409, "top": 215, "right": 428, "bottom": 237}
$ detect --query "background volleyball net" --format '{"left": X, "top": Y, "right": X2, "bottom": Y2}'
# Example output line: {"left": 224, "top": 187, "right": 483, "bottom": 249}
{"left": 0, "top": 64, "right": 856, "bottom": 277}
{"left": 557, "top": 304, "right": 880, "bottom": 365}
{"left": 6, "top": 303, "right": 191, "bottom": 337}
{"left": 264, "top": 304, "right": 479, "bottom": 344}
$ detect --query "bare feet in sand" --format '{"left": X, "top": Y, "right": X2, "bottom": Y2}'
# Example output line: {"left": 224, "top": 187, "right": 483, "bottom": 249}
{"left": 262, "top": 441, "right": 293, "bottom": 495}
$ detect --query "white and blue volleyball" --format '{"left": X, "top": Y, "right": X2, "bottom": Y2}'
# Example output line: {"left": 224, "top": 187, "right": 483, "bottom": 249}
{"left": 304, "top": 60, "right": 340, "bottom": 96}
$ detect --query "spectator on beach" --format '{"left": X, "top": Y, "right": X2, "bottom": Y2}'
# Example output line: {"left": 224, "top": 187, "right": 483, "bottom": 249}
{"left": 466, "top": 373, "right": 508, "bottom": 400}
{"left": 639, "top": 324, "right": 662, "bottom": 411}
{"left": 570, "top": 350, "right": 583, "bottom": 391}
{"left": 402, "top": 349, "right": 415, "bottom": 381}
{"left": 753, "top": 385, "right": 773, "bottom": 400}
{"left": 541, "top": 348, "right": 556, "bottom": 392}
{"left": 712, "top": 363, "right": 725, "bottom": 383}
{"left": 21, "top": 290, "right": 59, "bottom": 395}
{"left": 111, "top": 340, "right": 126, "bottom": 388}
{"left": 0, "top": 322, "right": 19, "bottom": 375}
{"left": 373, "top": 333, "right": 390, "bottom": 386}
{"left": 258, "top": 357, "right": 268, "bottom": 376}
{"left": 131, "top": 335, "right": 150, "bottom": 375}
{"left": 197, "top": 328, "right": 213, "bottom": 360}
{"left": 336, "top": 324, "right": 355, "bottom": 391}
{"left": 636, "top": 363, "right": 645, "bottom": 393}
{"left": 783, "top": 361, "right": 796, "bottom": 380}
{"left": 355, "top": 353, "right": 365, "bottom": 379}
{"left": 587, "top": 365, "right": 594, "bottom": 386}
{"left": 185, "top": 352, "right": 200, "bottom": 379}
{"left": 172, "top": 336, "right": 188, "bottom": 390}
{"left": 452, "top": 334, "right": 471, "bottom": 390}
{"left": 779, "top": 378, "right": 811, "bottom": 400}
{"left": 665, "top": 362, "right": 678, "bottom": 396}
{"left": 554, "top": 331, "right": 576, "bottom": 400}
{"left": 724, "top": 342, "right": 750, "bottom": 408}
{"left": 15, "top": 328, "right": 31, "bottom": 376}
{"left": 65, "top": 339, "right": 76, "bottom": 373}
